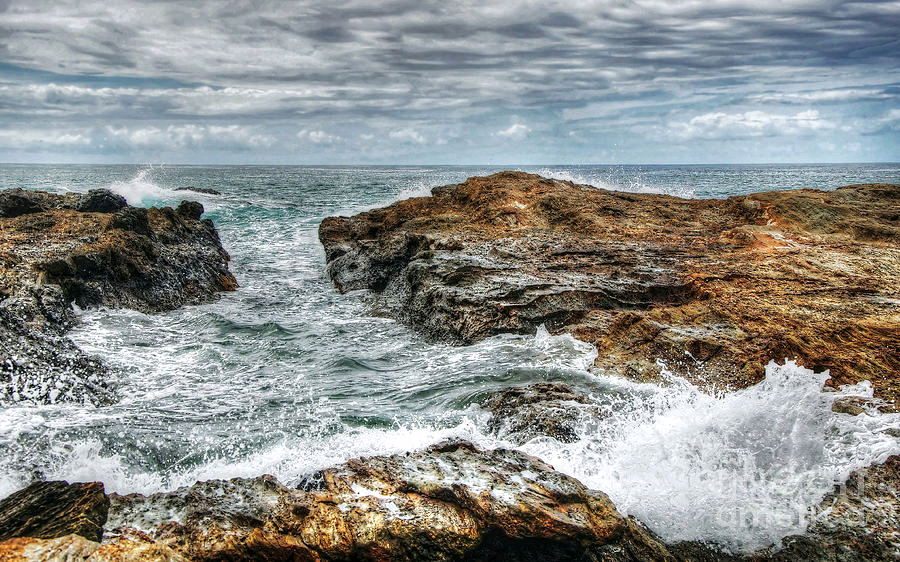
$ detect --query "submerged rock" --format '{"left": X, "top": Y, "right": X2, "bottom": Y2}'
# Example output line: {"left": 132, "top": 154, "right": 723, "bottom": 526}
{"left": 0, "top": 188, "right": 237, "bottom": 406}
{"left": 319, "top": 172, "right": 900, "bottom": 405}
{"left": 0, "top": 481, "right": 109, "bottom": 543}
{"left": 174, "top": 186, "right": 221, "bottom": 196}
{"left": 484, "top": 382, "right": 598, "bottom": 444}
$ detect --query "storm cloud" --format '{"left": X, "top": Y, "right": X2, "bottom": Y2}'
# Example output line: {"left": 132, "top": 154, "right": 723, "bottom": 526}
{"left": 1, "top": 0, "right": 898, "bottom": 163}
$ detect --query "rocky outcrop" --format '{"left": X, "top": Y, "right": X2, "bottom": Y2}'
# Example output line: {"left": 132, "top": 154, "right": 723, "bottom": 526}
{"left": 174, "top": 186, "right": 221, "bottom": 196}
{"left": 0, "top": 441, "right": 675, "bottom": 561}
{"left": 0, "top": 188, "right": 237, "bottom": 406}
{"left": 3, "top": 447, "right": 896, "bottom": 561}
{"left": 484, "top": 383, "right": 599, "bottom": 444}
{"left": 319, "top": 172, "right": 900, "bottom": 405}
{"left": 0, "top": 481, "right": 109, "bottom": 543}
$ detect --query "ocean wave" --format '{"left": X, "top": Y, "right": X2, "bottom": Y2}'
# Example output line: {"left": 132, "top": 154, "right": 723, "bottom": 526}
{"left": 520, "top": 359, "right": 900, "bottom": 553}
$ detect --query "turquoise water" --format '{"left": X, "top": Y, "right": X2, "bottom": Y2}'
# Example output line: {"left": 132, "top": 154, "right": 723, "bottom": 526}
{"left": 1, "top": 163, "right": 899, "bottom": 552}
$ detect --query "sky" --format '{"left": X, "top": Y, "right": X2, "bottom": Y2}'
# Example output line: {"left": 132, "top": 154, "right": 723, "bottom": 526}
{"left": 0, "top": 0, "right": 898, "bottom": 165}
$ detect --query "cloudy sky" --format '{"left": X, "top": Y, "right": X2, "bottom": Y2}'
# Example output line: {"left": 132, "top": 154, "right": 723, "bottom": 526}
{"left": 1, "top": 0, "right": 898, "bottom": 164}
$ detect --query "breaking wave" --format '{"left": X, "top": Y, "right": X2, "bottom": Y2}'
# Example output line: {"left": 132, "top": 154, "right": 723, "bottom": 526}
{"left": 521, "top": 359, "right": 900, "bottom": 552}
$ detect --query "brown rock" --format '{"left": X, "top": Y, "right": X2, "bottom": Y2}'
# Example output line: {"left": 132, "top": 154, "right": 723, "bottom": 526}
{"left": 319, "top": 172, "right": 900, "bottom": 406}
{"left": 483, "top": 382, "right": 598, "bottom": 444}
{"left": 0, "top": 481, "right": 109, "bottom": 543}
{"left": 0, "top": 188, "right": 237, "bottom": 406}
{"left": 100, "top": 441, "right": 672, "bottom": 561}
{"left": 0, "top": 531, "right": 188, "bottom": 561}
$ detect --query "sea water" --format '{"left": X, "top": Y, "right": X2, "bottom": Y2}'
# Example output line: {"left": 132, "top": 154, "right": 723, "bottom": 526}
{"left": 1, "top": 163, "right": 899, "bottom": 552}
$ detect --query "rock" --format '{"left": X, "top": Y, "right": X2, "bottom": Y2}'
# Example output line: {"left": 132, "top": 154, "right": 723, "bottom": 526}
{"left": 0, "top": 187, "right": 237, "bottom": 405}
{"left": 0, "top": 531, "right": 188, "bottom": 561}
{"left": 107, "top": 206, "right": 151, "bottom": 236}
{"left": 175, "top": 200, "right": 203, "bottom": 220}
{"left": 484, "top": 383, "right": 598, "bottom": 444}
{"left": 766, "top": 455, "right": 900, "bottom": 561}
{"left": 4, "top": 447, "right": 894, "bottom": 560}
{"left": 174, "top": 186, "right": 221, "bottom": 196}
{"left": 319, "top": 172, "right": 900, "bottom": 405}
{"left": 74, "top": 189, "right": 128, "bottom": 213}
{"left": 0, "top": 481, "right": 109, "bottom": 543}
{"left": 98, "top": 440, "right": 672, "bottom": 561}
{"left": 0, "top": 189, "right": 46, "bottom": 218}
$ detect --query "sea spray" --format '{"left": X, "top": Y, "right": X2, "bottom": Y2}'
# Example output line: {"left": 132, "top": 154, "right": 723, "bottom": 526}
{"left": 532, "top": 166, "right": 697, "bottom": 198}
{"left": 107, "top": 167, "right": 176, "bottom": 205}
{"left": 520, "top": 359, "right": 900, "bottom": 552}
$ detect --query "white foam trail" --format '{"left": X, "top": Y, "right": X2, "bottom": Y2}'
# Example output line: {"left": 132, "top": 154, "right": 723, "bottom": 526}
{"left": 521, "top": 359, "right": 900, "bottom": 553}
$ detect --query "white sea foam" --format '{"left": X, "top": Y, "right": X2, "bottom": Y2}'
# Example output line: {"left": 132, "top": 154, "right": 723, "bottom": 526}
{"left": 520, "top": 359, "right": 900, "bottom": 552}
{"left": 108, "top": 167, "right": 176, "bottom": 206}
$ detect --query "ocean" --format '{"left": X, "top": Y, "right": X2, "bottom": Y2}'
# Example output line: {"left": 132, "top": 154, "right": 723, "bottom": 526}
{"left": 2, "top": 163, "right": 899, "bottom": 552}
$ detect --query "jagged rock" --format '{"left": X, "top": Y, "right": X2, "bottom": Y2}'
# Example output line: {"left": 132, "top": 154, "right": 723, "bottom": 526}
{"left": 0, "top": 188, "right": 237, "bottom": 405}
{"left": 0, "top": 481, "right": 109, "bottom": 543}
{"left": 2, "top": 450, "right": 896, "bottom": 560}
{"left": 0, "top": 531, "right": 188, "bottom": 561}
{"left": 319, "top": 172, "right": 900, "bottom": 405}
{"left": 484, "top": 383, "right": 597, "bottom": 444}
{"left": 175, "top": 200, "right": 204, "bottom": 220}
{"left": 0, "top": 189, "right": 46, "bottom": 218}
{"left": 95, "top": 441, "right": 672, "bottom": 561}
{"left": 174, "top": 186, "right": 221, "bottom": 196}
{"left": 74, "top": 189, "right": 128, "bottom": 213}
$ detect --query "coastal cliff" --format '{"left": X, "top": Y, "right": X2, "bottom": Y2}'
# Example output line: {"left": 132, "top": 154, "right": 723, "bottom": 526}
{"left": 0, "top": 188, "right": 237, "bottom": 406}
{"left": 319, "top": 171, "right": 900, "bottom": 405}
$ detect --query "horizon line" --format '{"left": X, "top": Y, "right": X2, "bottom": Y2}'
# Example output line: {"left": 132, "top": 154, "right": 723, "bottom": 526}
{"left": 3, "top": 161, "right": 899, "bottom": 167}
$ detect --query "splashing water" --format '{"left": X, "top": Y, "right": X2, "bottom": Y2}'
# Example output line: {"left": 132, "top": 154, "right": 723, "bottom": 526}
{"left": 107, "top": 166, "right": 177, "bottom": 206}
{"left": 521, "top": 360, "right": 900, "bottom": 552}
{"left": 532, "top": 166, "right": 697, "bottom": 198}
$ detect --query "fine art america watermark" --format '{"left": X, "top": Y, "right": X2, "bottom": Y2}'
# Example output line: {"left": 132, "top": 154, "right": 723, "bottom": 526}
{"left": 689, "top": 466, "right": 873, "bottom": 533}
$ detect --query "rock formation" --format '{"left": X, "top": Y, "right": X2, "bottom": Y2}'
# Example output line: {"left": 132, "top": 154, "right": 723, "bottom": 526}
{"left": 319, "top": 171, "right": 900, "bottom": 406}
{"left": 0, "top": 441, "right": 675, "bottom": 561}
{"left": 0, "top": 188, "right": 237, "bottom": 406}
{"left": 0, "top": 481, "right": 109, "bottom": 543}
{"left": 2, "top": 447, "right": 896, "bottom": 560}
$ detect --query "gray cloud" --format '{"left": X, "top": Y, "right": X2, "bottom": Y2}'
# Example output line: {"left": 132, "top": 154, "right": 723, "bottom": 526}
{"left": 0, "top": 0, "right": 898, "bottom": 163}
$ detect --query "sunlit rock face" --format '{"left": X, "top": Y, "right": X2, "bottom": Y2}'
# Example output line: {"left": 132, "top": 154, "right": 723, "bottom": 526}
{"left": 0, "top": 441, "right": 668, "bottom": 561}
{"left": 320, "top": 172, "right": 900, "bottom": 404}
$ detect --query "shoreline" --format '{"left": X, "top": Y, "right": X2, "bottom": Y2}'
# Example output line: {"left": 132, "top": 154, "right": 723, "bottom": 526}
{"left": 2, "top": 174, "right": 899, "bottom": 560}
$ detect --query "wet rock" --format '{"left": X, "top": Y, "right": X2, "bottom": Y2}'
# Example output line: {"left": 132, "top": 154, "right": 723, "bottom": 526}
{"left": 0, "top": 481, "right": 109, "bottom": 543}
{"left": 0, "top": 189, "right": 46, "bottom": 218}
{"left": 319, "top": 172, "right": 900, "bottom": 405}
{"left": 99, "top": 440, "right": 672, "bottom": 561}
{"left": 0, "top": 531, "right": 188, "bottom": 561}
{"left": 175, "top": 200, "right": 204, "bottom": 220}
{"left": 766, "top": 455, "right": 900, "bottom": 561}
{"left": 174, "top": 186, "right": 221, "bottom": 196}
{"left": 0, "top": 187, "right": 237, "bottom": 405}
{"left": 484, "top": 383, "right": 597, "bottom": 444}
{"left": 107, "top": 206, "right": 151, "bottom": 236}
{"left": 74, "top": 189, "right": 128, "bottom": 213}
